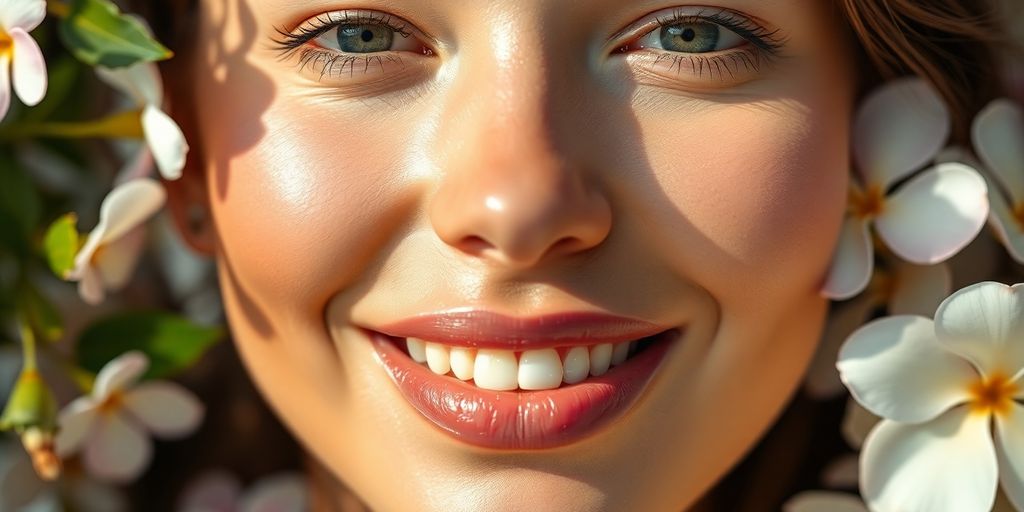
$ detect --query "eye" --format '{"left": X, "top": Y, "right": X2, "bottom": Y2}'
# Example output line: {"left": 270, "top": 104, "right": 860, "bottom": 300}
{"left": 311, "top": 16, "right": 425, "bottom": 54}
{"left": 637, "top": 20, "right": 746, "bottom": 54}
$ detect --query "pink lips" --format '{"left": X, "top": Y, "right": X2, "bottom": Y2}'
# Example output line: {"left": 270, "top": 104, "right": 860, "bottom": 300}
{"left": 366, "top": 312, "right": 679, "bottom": 450}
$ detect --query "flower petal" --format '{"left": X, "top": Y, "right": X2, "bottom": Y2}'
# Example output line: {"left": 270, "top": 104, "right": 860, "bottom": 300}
{"left": 93, "top": 351, "right": 149, "bottom": 400}
{"left": 177, "top": 470, "right": 242, "bottom": 512}
{"left": 821, "top": 217, "right": 873, "bottom": 300}
{"left": 986, "top": 172, "right": 1024, "bottom": 264}
{"left": 875, "top": 163, "right": 988, "bottom": 264}
{"left": 55, "top": 396, "right": 98, "bottom": 456}
{"left": 0, "top": 446, "right": 49, "bottom": 511}
{"left": 842, "top": 397, "right": 880, "bottom": 450}
{"left": 805, "top": 294, "right": 877, "bottom": 399}
{"left": 837, "top": 315, "right": 976, "bottom": 423}
{"left": 77, "top": 264, "right": 105, "bottom": 306}
{"left": 861, "top": 410, "right": 998, "bottom": 512}
{"left": 83, "top": 413, "right": 152, "bottom": 483}
{"left": 240, "top": 474, "right": 308, "bottom": 512}
{"left": 972, "top": 99, "right": 1024, "bottom": 202}
{"left": 123, "top": 381, "right": 203, "bottom": 438}
{"left": 935, "top": 282, "right": 1024, "bottom": 378}
{"left": 0, "top": 0, "right": 45, "bottom": 31}
{"left": 9, "top": 27, "right": 45, "bottom": 106}
{"left": 94, "top": 227, "right": 146, "bottom": 291}
{"left": 114, "top": 146, "right": 154, "bottom": 184}
{"left": 783, "top": 491, "right": 867, "bottom": 512}
{"left": 95, "top": 63, "right": 162, "bottom": 107}
{"left": 142, "top": 105, "right": 188, "bottom": 180}
{"left": 995, "top": 403, "right": 1024, "bottom": 512}
{"left": 0, "top": 54, "right": 12, "bottom": 122}
{"left": 853, "top": 78, "right": 950, "bottom": 188}
{"left": 888, "top": 260, "right": 951, "bottom": 316}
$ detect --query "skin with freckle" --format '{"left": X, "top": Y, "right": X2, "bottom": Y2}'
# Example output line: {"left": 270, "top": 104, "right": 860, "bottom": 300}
{"left": 170, "top": 1, "right": 852, "bottom": 510}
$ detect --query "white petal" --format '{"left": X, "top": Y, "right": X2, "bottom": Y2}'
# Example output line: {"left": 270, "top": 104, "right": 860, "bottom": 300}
{"left": 0, "top": 0, "right": 45, "bottom": 31}
{"left": 55, "top": 396, "right": 98, "bottom": 456}
{"left": 83, "top": 413, "right": 152, "bottom": 483}
{"left": 123, "top": 381, "right": 203, "bottom": 438}
{"left": 935, "top": 281, "right": 1024, "bottom": 378}
{"left": 177, "top": 470, "right": 241, "bottom": 512}
{"left": 0, "top": 54, "right": 11, "bottom": 122}
{"left": 888, "top": 260, "right": 951, "bottom": 316}
{"left": 805, "top": 294, "right": 877, "bottom": 399}
{"left": 821, "top": 216, "right": 873, "bottom": 300}
{"left": 93, "top": 351, "right": 149, "bottom": 400}
{"left": 95, "top": 63, "right": 162, "bottom": 107}
{"left": 142, "top": 105, "right": 188, "bottom": 180}
{"left": 853, "top": 77, "right": 950, "bottom": 188}
{"left": 9, "top": 27, "right": 45, "bottom": 106}
{"left": 783, "top": 491, "right": 867, "bottom": 512}
{"left": 875, "top": 163, "right": 988, "bottom": 264}
{"left": 987, "top": 177, "right": 1024, "bottom": 264}
{"left": 842, "top": 397, "right": 880, "bottom": 450}
{"left": 973, "top": 99, "right": 1024, "bottom": 201}
{"left": 995, "top": 403, "right": 1024, "bottom": 512}
{"left": 861, "top": 410, "right": 998, "bottom": 512}
{"left": 241, "top": 474, "right": 308, "bottom": 512}
{"left": 94, "top": 228, "right": 146, "bottom": 291}
{"left": 77, "top": 265, "right": 105, "bottom": 305}
{"left": 837, "top": 315, "right": 976, "bottom": 423}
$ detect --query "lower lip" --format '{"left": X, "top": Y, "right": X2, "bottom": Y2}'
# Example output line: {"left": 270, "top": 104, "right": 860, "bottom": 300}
{"left": 367, "top": 328, "right": 679, "bottom": 450}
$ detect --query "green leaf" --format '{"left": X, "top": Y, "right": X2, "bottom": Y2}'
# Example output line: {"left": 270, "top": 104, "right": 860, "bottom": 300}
{"left": 77, "top": 312, "right": 223, "bottom": 380}
{"left": 16, "top": 284, "right": 63, "bottom": 343}
{"left": 42, "top": 213, "right": 79, "bottom": 279}
{"left": 0, "top": 151, "right": 42, "bottom": 244}
{"left": 59, "top": 0, "right": 172, "bottom": 68}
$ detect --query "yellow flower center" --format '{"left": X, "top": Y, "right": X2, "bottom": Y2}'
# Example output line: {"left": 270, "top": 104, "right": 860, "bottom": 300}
{"left": 1013, "top": 202, "right": 1024, "bottom": 231}
{"left": 850, "top": 184, "right": 886, "bottom": 220}
{"left": 969, "top": 372, "right": 1019, "bottom": 417}
{"left": 98, "top": 391, "right": 124, "bottom": 415}
{"left": 0, "top": 30, "right": 12, "bottom": 57}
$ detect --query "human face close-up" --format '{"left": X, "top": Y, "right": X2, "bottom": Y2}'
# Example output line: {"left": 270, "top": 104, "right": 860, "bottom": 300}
{"left": 176, "top": 0, "right": 855, "bottom": 509}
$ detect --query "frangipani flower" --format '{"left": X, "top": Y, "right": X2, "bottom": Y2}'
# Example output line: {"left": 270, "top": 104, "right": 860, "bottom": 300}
{"left": 972, "top": 99, "right": 1024, "bottom": 263}
{"left": 838, "top": 281, "right": 1024, "bottom": 512}
{"left": 55, "top": 351, "right": 203, "bottom": 483}
{"left": 96, "top": 62, "right": 188, "bottom": 181}
{"left": 822, "top": 78, "right": 989, "bottom": 300}
{"left": 177, "top": 470, "right": 308, "bottom": 512}
{"left": 67, "top": 178, "right": 166, "bottom": 305}
{"left": 0, "top": 0, "right": 46, "bottom": 121}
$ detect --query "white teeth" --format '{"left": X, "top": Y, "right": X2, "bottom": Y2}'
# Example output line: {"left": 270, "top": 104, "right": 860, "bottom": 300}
{"left": 518, "top": 349, "right": 563, "bottom": 390}
{"left": 562, "top": 346, "right": 590, "bottom": 384}
{"left": 425, "top": 343, "right": 451, "bottom": 375}
{"left": 589, "top": 343, "right": 612, "bottom": 377}
{"left": 611, "top": 342, "right": 630, "bottom": 366}
{"left": 473, "top": 350, "right": 519, "bottom": 391}
{"left": 449, "top": 347, "right": 476, "bottom": 381}
{"left": 406, "top": 338, "right": 428, "bottom": 363}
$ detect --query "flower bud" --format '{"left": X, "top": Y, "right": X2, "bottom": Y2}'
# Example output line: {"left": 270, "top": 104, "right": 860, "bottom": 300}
{"left": 0, "top": 368, "right": 58, "bottom": 432}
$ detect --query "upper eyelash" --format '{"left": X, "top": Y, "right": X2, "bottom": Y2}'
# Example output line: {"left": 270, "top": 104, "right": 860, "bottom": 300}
{"left": 271, "top": 11, "right": 414, "bottom": 58}
{"left": 652, "top": 8, "right": 788, "bottom": 55}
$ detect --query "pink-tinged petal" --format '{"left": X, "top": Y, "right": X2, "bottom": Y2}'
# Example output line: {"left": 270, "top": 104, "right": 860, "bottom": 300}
{"left": 123, "top": 381, "right": 203, "bottom": 438}
{"left": 9, "top": 27, "right": 45, "bottom": 106}
{"left": 805, "top": 294, "right": 877, "bottom": 399}
{"left": 861, "top": 410, "right": 998, "bottom": 512}
{"left": 842, "top": 398, "right": 880, "bottom": 450}
{"left": 876, "top": 163, "right": 988, "bottom": 264}
{"left": 0, "top": 0, "right": 45, "bottom": 31}
{"left": 77, "top": 265, "right": 105, "bottom": 305}
{"left": 972, "top": 99, "right": 1024, "bottom": 202}
{"left": 142, "top": 105, "right": 188, "bottom": 180}
{"left": 95, "top": 63, "right": 162, "bottom": 106}
{"left": 55, "top": 396, "right": 98, "bottom": 456}
{"left": 837, "top": 315, "right": 976, "bottom": 423}
{"left": 821, "top": 217, "right": 873, "bottom": 300}
{"left": 987, "top": 182, "right": 1024, "bottom": 264}
{"left": 783, "top": 491, "right": 867, "bottom": 512}
{"left": 995, "top": 403, "right": 1024, "bottom": 512}
{"left": 822, "top": 455, "right": 860, "bottom": 489}
{"left": 83, "top": 413, "right": 152, "bottom": 483}
{"left": 935, "top": 282, "right": 1024, "bottom": 379}
{"left": 888, "top": 260, "right": 952, "bottom": 316}
{"left": 114, "top": 147, "right": 154, "bottom": 184}
{"left": 853, "top": 77, "right": 950, "bottom": 188}
{"left": 0, "top": 54, "right": 11, "bottom": 122}
{"left": 177, "top": 470, "right": 242, "bottom": 512}
{"left": 92, "top": 351, "right": 149, "bottom": 400}
{"left": 240, "top": 474, "right": 308, "bottom": 512}
{"left": 94, "top": 228, "right": 146, "bottom": 291}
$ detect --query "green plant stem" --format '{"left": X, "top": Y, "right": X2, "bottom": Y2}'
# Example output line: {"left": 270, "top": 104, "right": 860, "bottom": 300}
{"left": 18, "top": 319, "right": 37, "bottom": 371}
{"left": 47, "top": 0, "right": 70, "bottom": 18}
{"left": 0, "top": 110, "right": 144, "bottom": 141}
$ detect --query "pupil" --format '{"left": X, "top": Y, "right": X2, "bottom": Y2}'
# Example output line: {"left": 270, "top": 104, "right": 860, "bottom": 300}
{"left": 361, "top": 30, "right": 374, "bottom": 43}
{"left": 681, "top": 28, "right": 695, "bottom": 42}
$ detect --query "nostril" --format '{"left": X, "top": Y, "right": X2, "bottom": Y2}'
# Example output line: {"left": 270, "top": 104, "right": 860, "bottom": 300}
{"left": 457, "top": 235, "right": 494, "bottom": 256}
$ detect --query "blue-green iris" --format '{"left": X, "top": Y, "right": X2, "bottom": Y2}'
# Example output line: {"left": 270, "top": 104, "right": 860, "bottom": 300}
{"left": 659, "top": 22, "right": 720, "bottom": 53}
{"left": 337, "top": 24, "right": 394, "bottom": 53}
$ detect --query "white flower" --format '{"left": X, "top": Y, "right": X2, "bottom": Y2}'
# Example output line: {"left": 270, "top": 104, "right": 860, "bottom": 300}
{"left": 0, "top": 0, "right": 47, "bottom": 121}
{"left": 972, "top": 99, "right": 1024, "bottom": 264}
{"left": 821, "top": 78, "right": 989, "bottom": 300}
{"left": 784, "top": 491, "right": 869, "bottom": 512}
{"left": 67, "top": 178, "right": 166, "bottom": 305}
{"left": 55, "top": 351, "right": 204, "bottom": 483}
{"left": 177, "top": 470, "right": 308, "bottom": 512}
{"left": 838, "top": 281, "right": 1024, "bottom": 512}
{"left": 96, "top": 62, "right": 188, "bottom": 181}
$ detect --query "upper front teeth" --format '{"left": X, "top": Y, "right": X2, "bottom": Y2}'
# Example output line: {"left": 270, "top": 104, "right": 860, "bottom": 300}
{"left": 405, "top": 337, "right": 638, "bottom": 391}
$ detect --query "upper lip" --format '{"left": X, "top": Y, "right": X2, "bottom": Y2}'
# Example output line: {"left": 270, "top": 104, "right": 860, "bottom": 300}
{"left": 373, "top": 309, "right": 668, "bottom": 350}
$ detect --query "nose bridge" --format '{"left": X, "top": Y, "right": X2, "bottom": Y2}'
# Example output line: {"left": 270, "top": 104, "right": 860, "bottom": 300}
{"left": 429, "top": 20, "right": 612, "bottom": 268}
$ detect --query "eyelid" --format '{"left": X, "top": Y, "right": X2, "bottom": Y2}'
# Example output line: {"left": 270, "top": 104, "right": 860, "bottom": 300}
{"left": 608, "top": 6, "right": 784, "bottom": 55}
{"left": 274, "top": 9, "right": 438, "bottom": 57}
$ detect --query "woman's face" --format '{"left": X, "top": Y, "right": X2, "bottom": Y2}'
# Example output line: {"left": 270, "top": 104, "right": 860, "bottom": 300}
{"left": 179, "top": 0, "right": 853, "bottom": 509}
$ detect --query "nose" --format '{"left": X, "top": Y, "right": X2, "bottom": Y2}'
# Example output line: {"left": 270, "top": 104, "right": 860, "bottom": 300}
{"left": 429, "top": 46, "right": 611, "bottom": 269}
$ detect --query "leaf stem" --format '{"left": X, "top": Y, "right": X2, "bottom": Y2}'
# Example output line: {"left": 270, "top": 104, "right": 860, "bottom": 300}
{"left": 46, "top": 0, "right": 70, "bottom": 18}
{"left": 0, "top": 109, "right": 144, "bottom": 140}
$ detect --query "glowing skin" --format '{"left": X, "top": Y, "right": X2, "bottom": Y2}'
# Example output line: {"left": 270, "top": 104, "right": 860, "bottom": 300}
{"left": 170, "top": 0, "right": 854, "bottom": 510}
